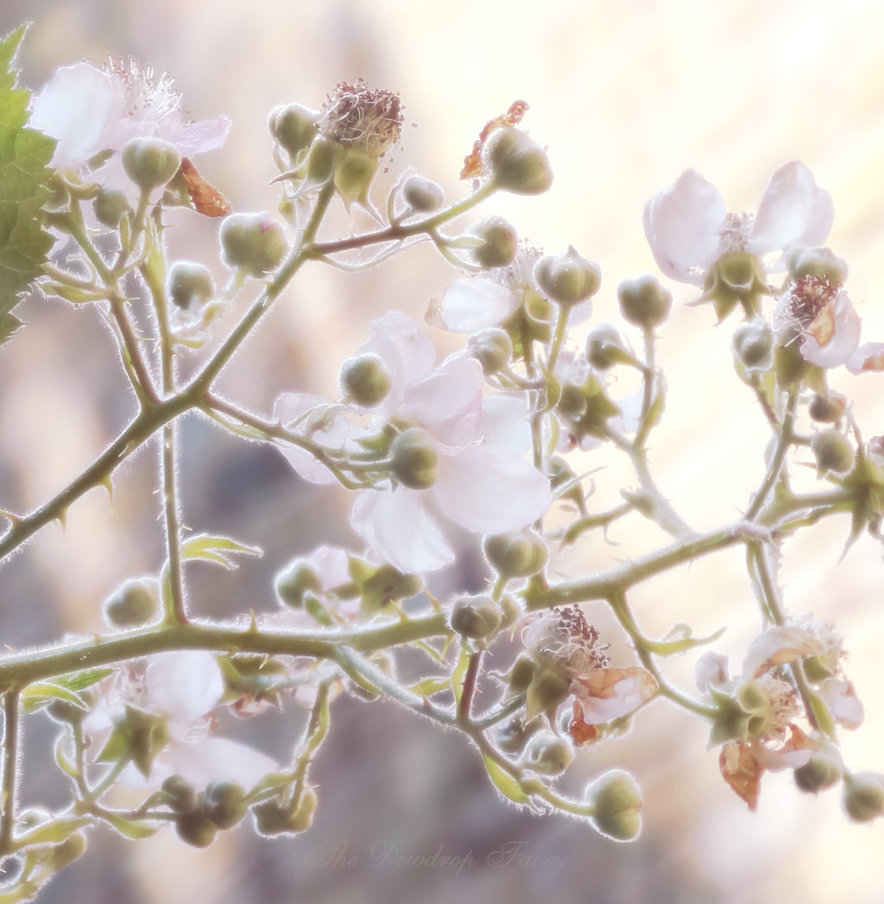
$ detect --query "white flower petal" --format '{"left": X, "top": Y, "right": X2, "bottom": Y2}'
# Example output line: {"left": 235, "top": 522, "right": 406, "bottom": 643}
{"left": 359, "top": 312, "right": 436, "bottom": 405}
{"left": 350, "top": 488, "right": 455, "bottom": 574}
{"left": 847, "top": 341, "right": 884, "bottom": 374}
{"left": 819, "top": 678, "right": 864, "bottom": 729}
{"left": 749, "top": 162, "right": 834, "bottom": 258}
{"left": 479, "top": 394, "right": 532, "bottom": 454}
{"left": 164, "top": 736, "right": 279, "bottom": 787}
{"left": 31, "top": 63, "right": 121, "bottom": 167}
{"left": 428, "top": 277, "right": 518, "bottom": 333}
{"left": 799, "top": 291, "right": 861, "bottom": 369}
{"left": 433, "top": 445, "right": 550, "bottom": 534}
{"left": 643, "top": 169, "right": 727, "bottom": 285}
{"left": 145, "top": 651, "right": 224, "bottom": 725}
{"left": 403, "top": 353, "right": 484, "bottom": 445}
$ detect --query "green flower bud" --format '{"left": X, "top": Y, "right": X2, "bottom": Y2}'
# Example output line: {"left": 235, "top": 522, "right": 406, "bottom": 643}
{"left": 525, "top": 667, "right": 571, "bottom": 719}
{"left": 788, "top": 246, "right": 848, "bottom": 286}
{"left": 274, "top": 559, "right": 322, "bottom": 608}
{"left": 302, "top": 135, "right": 341, "bottom": 187}
{"left": 522, "top": 730, "right": 574, "bottom": 775}
{"left": 269, "top": 103, "right": 319, "bottom": 159}
{"left": 468, "top": 327, "right": 513, "bottom": 375}
{"left": 122, "top": 137, "right": 182, "bottom": 194}
{"left": 811, "top": 430, "right": 854, "bottom": 474}
{"left": 794, "top": 757, "right": 841, "bottom": 794}
{"left": 390, "top": 427, "right": 438, "bottom": 489}
{"left": 339, "top": 353, "right": 392, "bottom": 407}
{"left": 176, "top": 809, "right": 218, "bottom": 847}
{"left": 252, "top": 787, "right": 318, "bottom": 837}
{"left": 46, "top": 695, "right": 89, "bottom": 725}
{"left": 162, "top": 775, "right": 199, "bottom": 814}
{"left": 449, "top": 593, "right": 502, "bottom": 639}
{"left": 843, "top": 772, "right": 884, "bottom": 823}
{"left": 617, "top": 275, "right": 672, "bottom": 328}
{"left": 808, "top": 392, "right": 847, "bottom": 423}
{"left": 202, "top": 781, "right": 247, "bottom": 829}
{"left": 92, "top": 188, "right": 130, "bottom": 228}
{"left": 167, "top": 261, "right": 215, "bottom": 310}
{"left": 469, "top": 215, "right": 518, "bottom": 268}
{"left": 219, "top": 212, "right": 288, "bottom": 277}
{"left": 401, "top": 174, "right": 444, "bottom": 212}
{"left": 483, "top": 127, "right": 552, "bottom": 195}
{"left": 506, "top": 653, "right": 536, "bottom": 695}
{"left": 585, "top": 324, "right": 627, "bottom": 371}
{"left": 483, "top": 529, "right": 548, "bottom": 578}
{"left": 103, "top": 577, "right": 158, "bottom": 629}
{"left": 733, "top": 319, "right": 774, "bottom": 371}
{"left": 587, "top": 769, "right": 643, "bottom": 841}
{"left": 534, "top": 246, "right": 601, "bottom": 307}
{"left": 334, "top": 146, "right": 378, "bottom": 210}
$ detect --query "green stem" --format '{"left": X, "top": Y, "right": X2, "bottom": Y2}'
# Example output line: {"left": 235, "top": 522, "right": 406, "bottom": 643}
{"left": 745, "top": 386, "right": 797, "bottom": 521}
{"left": 0, "top": 690, "right": 20, "bottom": 853}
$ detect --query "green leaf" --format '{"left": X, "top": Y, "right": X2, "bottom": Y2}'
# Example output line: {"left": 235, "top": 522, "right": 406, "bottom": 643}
{"left": 0, "top": 25, "right": 57, "bottom": 338}
{"left": 20, "top": 682, "right": 84, "bottom": 714}
{"left": 103, "top": 812, "right": 159, "bottom": 840}
{"left": 408, "top": 675, "right": 450, "bottom": 698}
{"left": 642, "top": 624, "right": 726, "bottom": 656}
{"left": 179, "top": 532, "right": 262, "bottom": 568}
{"left": 53, "top": 734, "right": 80, "bottom": 779}
{"left": 482, "top": 755, "right": 529, "bottom": 804}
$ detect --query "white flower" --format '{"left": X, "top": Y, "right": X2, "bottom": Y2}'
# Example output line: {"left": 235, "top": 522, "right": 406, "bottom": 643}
{"left": 31, "top": 58, "right": 230, "bottom": 169}
{"left": 348, "top": 313, "right": 550, "bottom": 574}
{"left": 774, "top": 276, "right": 861, "bottom": 369}
{"left": 643, "top": 162, "right": 833, "bottom": 286}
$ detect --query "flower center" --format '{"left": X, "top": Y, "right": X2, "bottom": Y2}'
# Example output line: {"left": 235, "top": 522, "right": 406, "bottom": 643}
{"left": 104, "top": 56, "right": 181, "bottom": 123}
{"left": 787, "top": 275, "right": 839, "bottom": 328}
{"left": 717, "top": 212, "right": 753, "bottom": 256}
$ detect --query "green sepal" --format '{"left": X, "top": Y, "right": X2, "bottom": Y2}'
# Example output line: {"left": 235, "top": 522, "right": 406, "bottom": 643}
{"left": 482, "top": 755, "right": 529, "bottom": 804}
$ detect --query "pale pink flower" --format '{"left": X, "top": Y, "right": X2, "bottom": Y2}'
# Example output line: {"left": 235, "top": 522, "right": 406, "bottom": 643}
{"left": 643, "top": 162, "right": 833, "bottom": 285}
{"left": 847, "top": 341, "right": 884, "bottom": 374}
{"left": 31, "top": 59, "right": 230, "bottom": 169}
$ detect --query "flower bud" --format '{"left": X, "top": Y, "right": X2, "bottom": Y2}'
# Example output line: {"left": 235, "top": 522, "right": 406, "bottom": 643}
{"left": 269, "top": 103, "right": 318, "bottom": 159}
{"left": 253, "top": 787, "right": 318, "bottom": 837}
{"left": 103, "top": 577, "right": 158, "bottom": 629}
{"left": 483, "top": 530, "right": 548, "bottom": 578}
{"left": 162, "top": 775, "right": 199, "bottom": 815}
{"left": 843, "top": 772, "right": 884, "bottom": 823}
{"left": 483, "top": 127, "right": 552, "bottom": 195}
{"left": 122, "top": 137, "right": 182, "bottom": 194}
{"left": 469, "top": 215, "right": 518, "bottom": 268}
{"left": 522, "top": 730, "right": 574, "bottom": 775}
{"left": 534, "top": 247, "right": 601, "bottom": 307}
{"left": 274, "top": 559, "right": 322, "bottom": 608}
{"left": 449, "top": 593, "right": 502, "bottom": 639}
{"left": 51, "top": 833, "right": 87, "bottom": 871}
{"left": 587, "top": 769, "right": 643, "bottom": 841}
{"left": 339, "top": 353, "right": 392, "bottom": 407}
{"left": 585, "top": 324, "right": 627, "bottom": 371}
{"left": 788, "top": 246, "right": 848, "bottom": 286}
{"left": 220, "top": 212, "right": 288, "bottom": 277}
{"left": 794, "top": 757, "right": 841, "bottom": 794}
{"left": 733, "top": 319, "right": 774, "bottom": 371}
{"left": 176, "top": 810, "right": 218, "bottom": 847}
{"left": 92, "top": 188, "right": 130, "bottom": 228}
{"left": 617, "top": 275, "right": 672, "bottom": 328}
{"left": 468, "top": 327, "right": 513, "bottom": 374}
{"left": 808, "top": 392, "right": 846, "bottom": 423}
{"left": 401, "top": 174, "right": 444, "bottom": 212}
{"left": 390, "top": 427, "right": 438, "bottom": 489}
{"left": 202, "top": 781, "right": 248, "bottom": 829}
{"left": 167, "top": 261, "right": 215, "bottom": 310}
{"left": 507, "top": 654, "right": 536, "bottom": 695}
{"left": 525, "top": 667, "right": 571, "bottom": 718}
{"left": 811, "top": 430, "right": 854, "bottom": 474}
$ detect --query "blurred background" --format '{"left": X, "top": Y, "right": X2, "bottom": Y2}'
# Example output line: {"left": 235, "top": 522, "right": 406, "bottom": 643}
{"left": 1, "top": 1, "right": 883, "bottom": 902}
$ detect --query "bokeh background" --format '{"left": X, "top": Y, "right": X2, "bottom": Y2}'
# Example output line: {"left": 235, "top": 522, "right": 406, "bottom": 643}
{"left": 1, "top": 1, "right": 883, "bottom": 903}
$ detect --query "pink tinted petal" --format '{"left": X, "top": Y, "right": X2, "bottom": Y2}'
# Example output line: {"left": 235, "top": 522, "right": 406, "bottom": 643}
{"left": 31, "top": 63, "right": 121, "bottom": 167}
{"left": 433, "top": 445, "right": 550, "bottom": 534}
{"left": 799, "top": 292, "right": 861, "bottom": 368}
{"left": 819, "top": 678, "right": 864, "bottom": 729}
{"left": 572, "top": 667, "right": 658, "bottom": 724}
{"left": 165, "top": 736, "right": 279, "bottom": 787}
{"left": 160, "top": 114, "right": 232, "bottom": 156}
{"left": 742, "top": 625, "right": 821, "bottom": 678}
{"left": 350, "top": 488, "right": 454, "bottom": 574}
{"left": 306, "top": 544, "right": 352, "bottom": 588}
{"left": 360, "top": 313, "right": 436, "bottom": 404}
{"left": 643, "top": 169, "right": 727, "bottom": 285}
{"left": 695, "top": 651, "right": 729, "bottom": 690}
{"left": 427, "top": 277, "right": 518, "bottom": 332}
{"left": 145, "top": 651, "right": 224, "bottom": 724}
{"left": 404, "top": 354, "right": 484, "bottom": 445}
{"left": 749, "top": 162, "right": 833, "bottom": 256}
{"left": 847, "top": 341, "right": 884, "bottom": 374}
